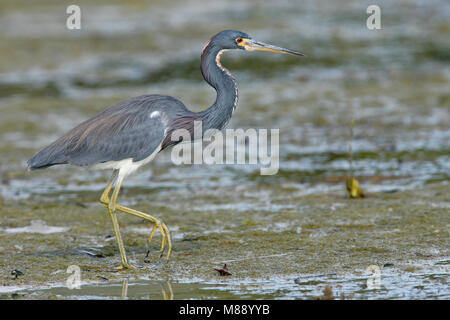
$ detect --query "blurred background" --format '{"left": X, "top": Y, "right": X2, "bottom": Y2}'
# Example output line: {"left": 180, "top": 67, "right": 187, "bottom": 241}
{"left": 0, "top": 0, "right": 448, "bottom": 200}
{"left": 0, "top": 0, "right": 448, "bottom": 299}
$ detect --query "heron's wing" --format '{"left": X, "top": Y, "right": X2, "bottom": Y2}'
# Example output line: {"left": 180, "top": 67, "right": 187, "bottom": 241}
{"left": 65, "top": 108, "right": 166, "bottom": 166}
{"left": 28, "top": 95, "right": 183, "bottom": 169}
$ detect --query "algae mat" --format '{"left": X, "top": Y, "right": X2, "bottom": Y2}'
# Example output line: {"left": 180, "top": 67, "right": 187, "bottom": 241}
{"left": 0, "top": 182, "right": 448, "bottom": 299}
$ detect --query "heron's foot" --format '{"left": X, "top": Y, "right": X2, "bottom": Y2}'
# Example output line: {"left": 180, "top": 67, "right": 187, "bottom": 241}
{"left": 146, "top": 220, "right": 172, "bottom": 260}
{"left": 115, "top": 263, "right": 138, "bottom": 271}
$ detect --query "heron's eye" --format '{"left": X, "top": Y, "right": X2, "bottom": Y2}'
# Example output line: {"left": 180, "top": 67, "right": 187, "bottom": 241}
{"left": 236, "top": 38, "right": 243, "bottom": 44}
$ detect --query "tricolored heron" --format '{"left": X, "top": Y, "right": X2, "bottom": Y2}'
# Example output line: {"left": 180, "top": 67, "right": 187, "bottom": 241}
{"left": 27, "top": 30, "right": 304, "bottom": 269}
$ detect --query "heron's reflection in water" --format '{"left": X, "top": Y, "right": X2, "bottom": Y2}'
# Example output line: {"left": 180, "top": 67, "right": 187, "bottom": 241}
{"left": 121, "top": 279, "right": 128, "bottom": 299}
{"left": 161, "top": 281, "right": 174, "bottom": 300}
{"left": 119, "top": 279, "right": 174, "bottom": 300}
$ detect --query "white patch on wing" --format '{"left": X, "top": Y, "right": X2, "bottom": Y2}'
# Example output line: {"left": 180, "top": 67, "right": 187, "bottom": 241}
{"left": 150, "top": 111, "right": 160, "bottom": 118}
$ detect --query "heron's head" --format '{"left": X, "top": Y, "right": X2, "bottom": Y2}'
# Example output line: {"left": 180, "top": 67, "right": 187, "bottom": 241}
{"left": 210, "top": 30, "right": 305, "bottom": 56}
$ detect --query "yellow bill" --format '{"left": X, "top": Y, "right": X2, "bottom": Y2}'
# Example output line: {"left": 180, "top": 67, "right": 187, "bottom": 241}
{"left": 238, "top": 38, "right": 305, "bottom": 56}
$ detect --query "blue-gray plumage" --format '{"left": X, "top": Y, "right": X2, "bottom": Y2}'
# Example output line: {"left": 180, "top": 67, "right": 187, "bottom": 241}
{"left": 28, "top": 95, "right": 171, "bottom": 168}
{"left": 27, "top": 30, "right": 304, "bottom": 270}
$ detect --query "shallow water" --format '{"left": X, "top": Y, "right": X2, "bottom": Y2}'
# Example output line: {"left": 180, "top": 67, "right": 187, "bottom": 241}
{"left": 3, "top": 260, "right": 449, "bottom": 300}
{"left": 0, "top": 0, "right": 449, "bottom": 299}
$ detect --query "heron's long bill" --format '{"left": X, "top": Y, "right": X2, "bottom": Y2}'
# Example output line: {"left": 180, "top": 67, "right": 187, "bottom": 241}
{"left": 242, "top": 39, "right": 305, "bottom": 56}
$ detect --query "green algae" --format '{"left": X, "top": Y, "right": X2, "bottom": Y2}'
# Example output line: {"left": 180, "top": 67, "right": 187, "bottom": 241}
{"left": 0, "top": 182, "right": 448, "bottom": 299}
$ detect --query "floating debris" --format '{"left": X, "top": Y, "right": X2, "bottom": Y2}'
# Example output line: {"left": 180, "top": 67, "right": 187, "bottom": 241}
{"left": 346, "top": 115, "right": 365, "bottom": 199}
{"left": 76, "top": 249, "right": 105, "bottom": 258}
{"left": 97, "top": 276, "right": 109, "bottom": 282}
{"left": 321, "top": 286, "right": 334, "bottom": 300}
{"left": 182, "top": 238, "right": 199, "bottom": 242}
{"left": 144, "top": 249, "right": 152, "bottom": 263}
{"left": 11, "top": 269, "right": 24, "bottom": 280}
{"left": 214, "top": 264, "right": 232, "bottom": 276}
{"left": 346, "top": 177, "right": 365, "bottom": 198}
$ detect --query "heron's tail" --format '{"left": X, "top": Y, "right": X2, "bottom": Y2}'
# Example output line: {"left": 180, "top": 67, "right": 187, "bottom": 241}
{"left": 27, "top": 144, "right": 67, "bottom": 171}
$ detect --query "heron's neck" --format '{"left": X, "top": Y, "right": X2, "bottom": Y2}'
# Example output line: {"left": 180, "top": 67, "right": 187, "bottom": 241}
{"left": 198, "top": 43, "right": 238, "bottom": 131}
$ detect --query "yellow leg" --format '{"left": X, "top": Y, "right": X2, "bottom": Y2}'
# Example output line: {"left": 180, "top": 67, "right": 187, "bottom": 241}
{"left": 100, "top": 171, "right": 136, "bottom": 270}
{"left": 99, "top": 170, "right": 172, "bottom": 267}
{"left": 100, "top": 170, "right": 118, "bottom": 205}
